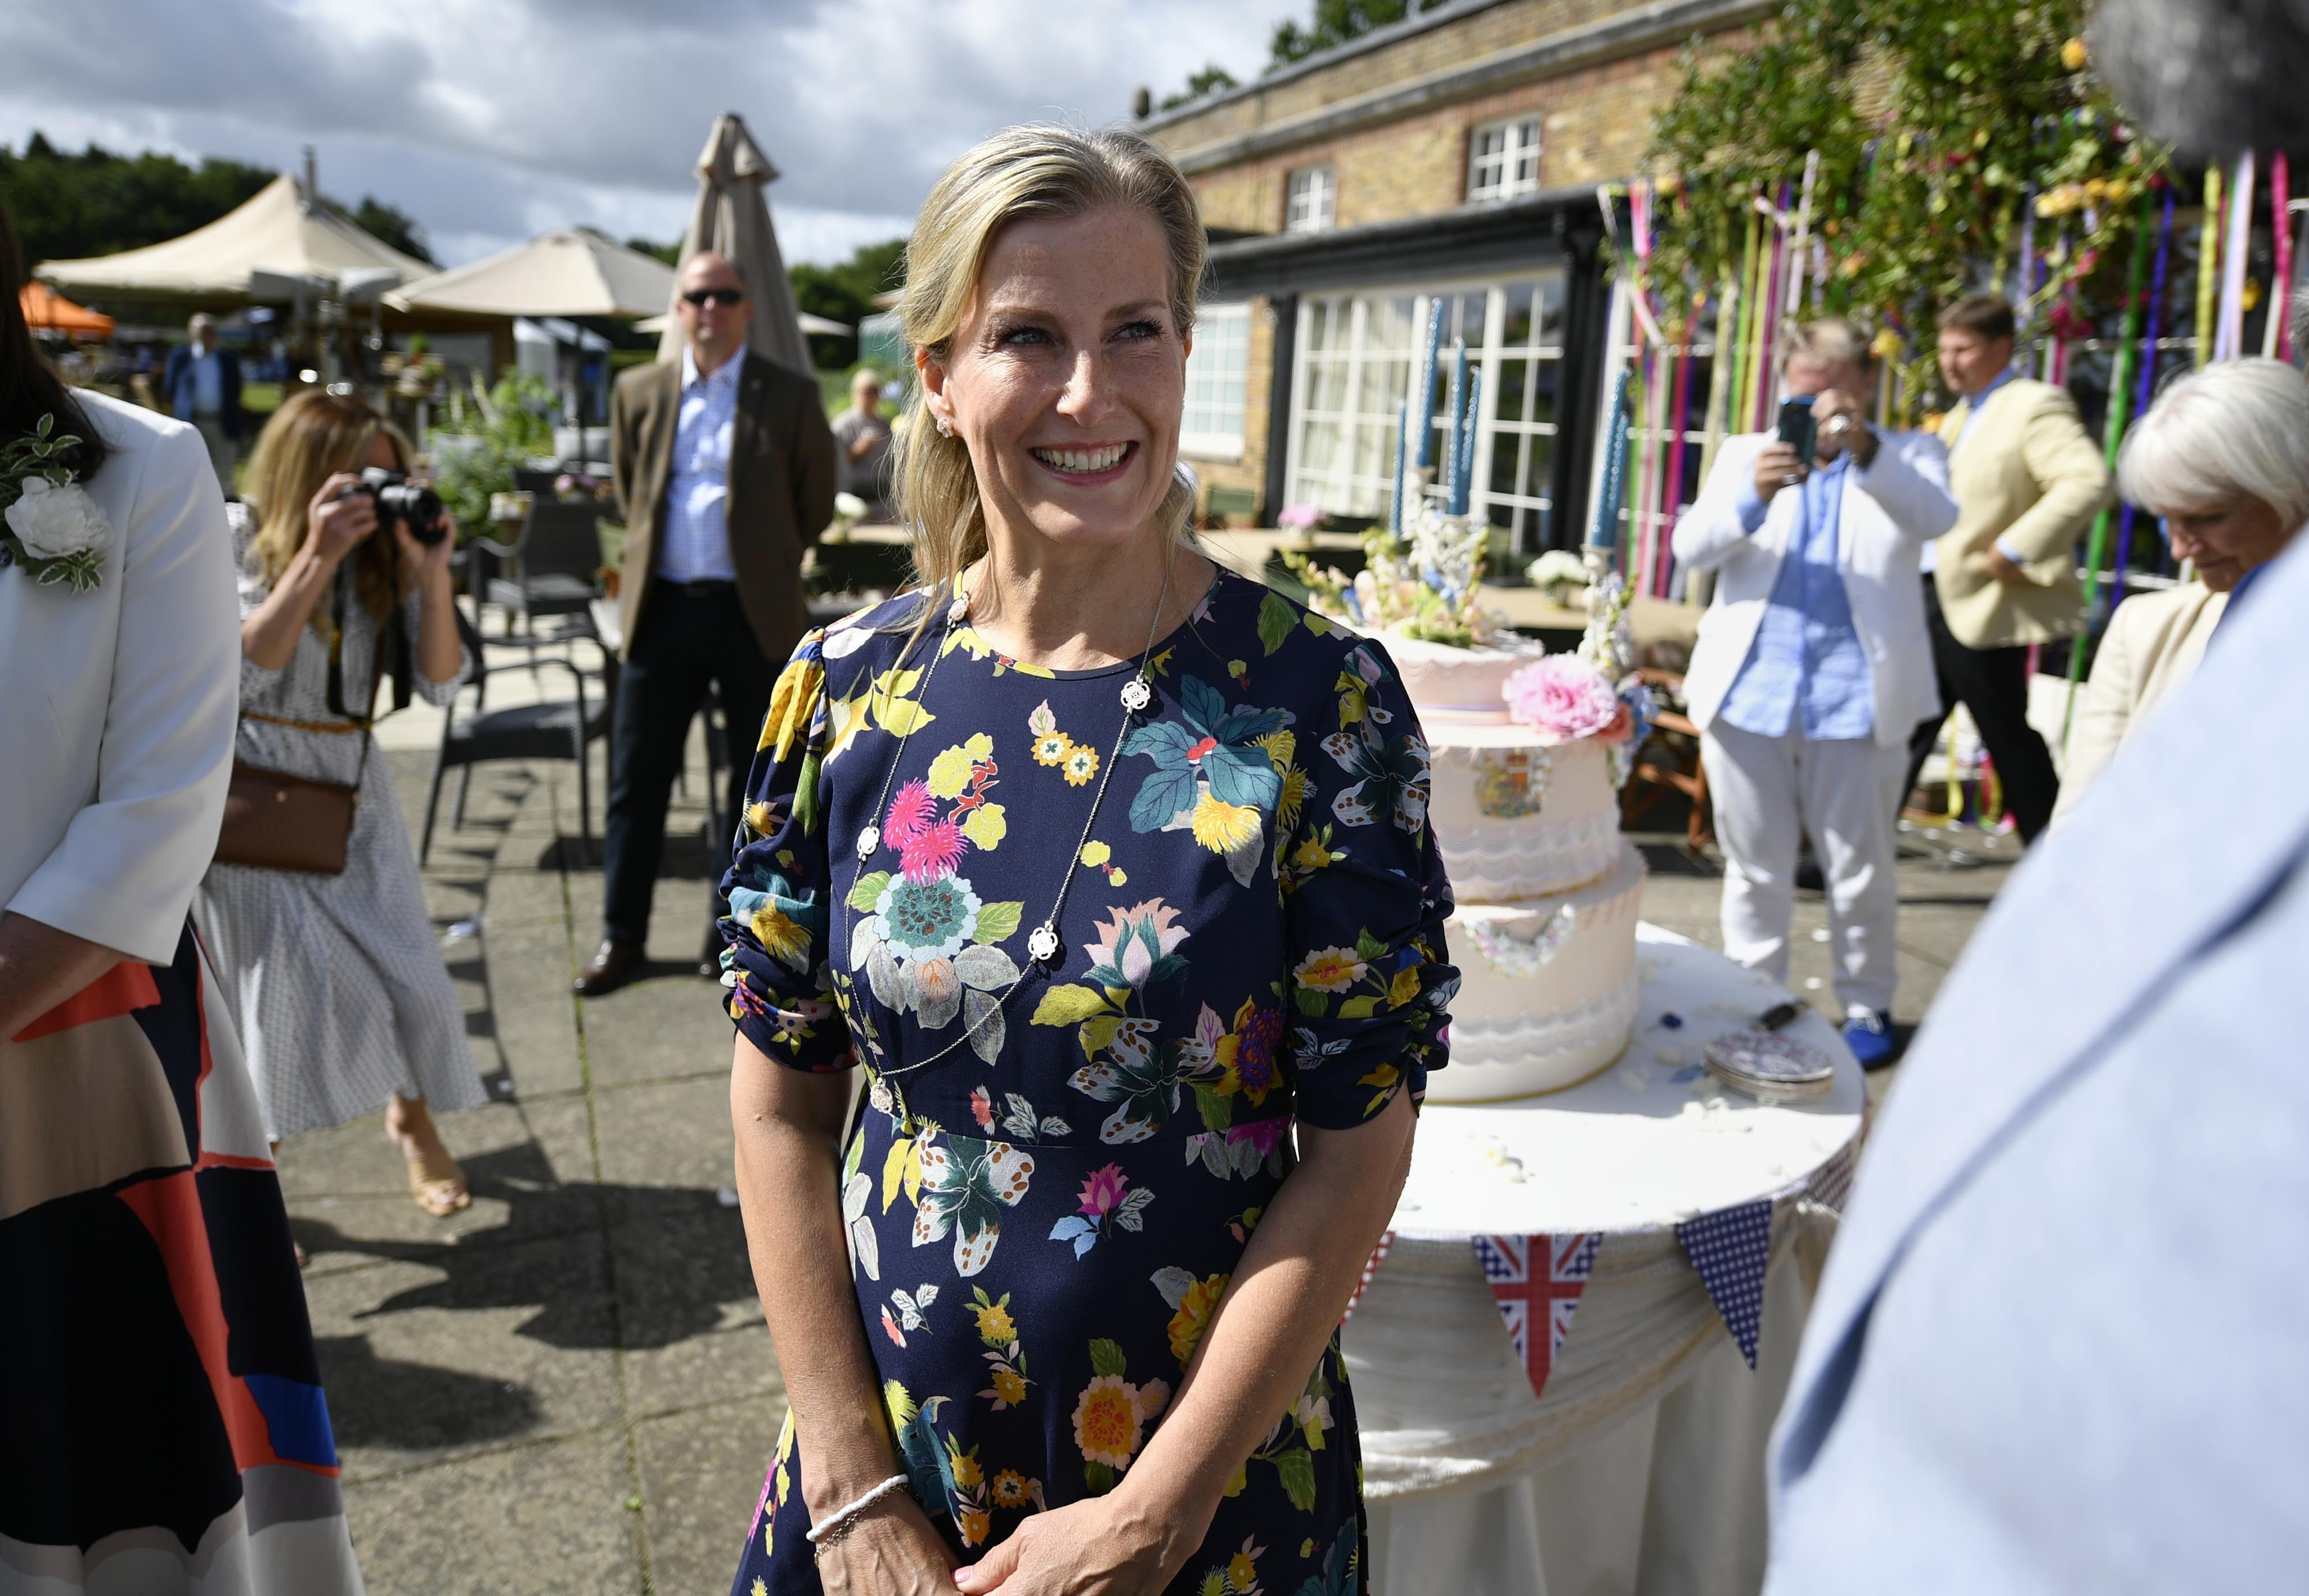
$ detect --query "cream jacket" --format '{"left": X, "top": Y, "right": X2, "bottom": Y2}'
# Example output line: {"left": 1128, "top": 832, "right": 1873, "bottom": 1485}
{"left": 1, "top": 394, "right": 239, "bottom": 964}
{"left": 2051, "top": 581, "right": 2226, "bottom": 824}
{"left": 1673, "top": 429, "right": 1959, "bottom": 752}
{"left": 1933, "top": 378, "right": 2112, "bottom": 649}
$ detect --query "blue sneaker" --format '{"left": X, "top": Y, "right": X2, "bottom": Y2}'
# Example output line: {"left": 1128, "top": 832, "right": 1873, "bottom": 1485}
{"left": 1842, "top": 1010, "right": 1897, "bottom": 1071}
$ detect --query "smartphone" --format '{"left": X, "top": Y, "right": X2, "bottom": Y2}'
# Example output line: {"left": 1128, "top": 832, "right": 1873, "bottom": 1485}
{"left": 1776, "top": 396, "right": 1817, "bottom": 461}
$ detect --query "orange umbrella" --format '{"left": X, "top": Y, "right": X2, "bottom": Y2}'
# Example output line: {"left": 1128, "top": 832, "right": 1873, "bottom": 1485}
{"left": 21, "top": 282, "right": 115, "bottom": 338}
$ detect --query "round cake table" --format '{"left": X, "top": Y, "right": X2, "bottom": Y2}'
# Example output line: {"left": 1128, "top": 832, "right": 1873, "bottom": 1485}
{"left": 1344, "top": 925, "right": 1866, "bottom": 1596}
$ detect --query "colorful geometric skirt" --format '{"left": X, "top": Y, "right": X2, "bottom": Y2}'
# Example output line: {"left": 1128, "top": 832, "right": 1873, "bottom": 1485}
{"left": 0, "top": 921, "right": 364, "bottom": 1593}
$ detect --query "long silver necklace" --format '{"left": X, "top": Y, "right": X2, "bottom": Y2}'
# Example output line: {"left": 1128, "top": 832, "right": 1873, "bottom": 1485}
{"left": 842, "top": 548, "right": 1174, "bottom": 1078}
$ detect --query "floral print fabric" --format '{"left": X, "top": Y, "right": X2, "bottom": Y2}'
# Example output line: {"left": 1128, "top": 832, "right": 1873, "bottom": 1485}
{"left": 722, "top": 568, "right": 1455, "bottom": 1596}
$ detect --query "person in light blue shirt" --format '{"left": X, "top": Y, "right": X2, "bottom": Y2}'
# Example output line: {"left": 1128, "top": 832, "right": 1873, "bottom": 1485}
{"left": 1671, "top": 318, "right": 1958, "bottom": 1068}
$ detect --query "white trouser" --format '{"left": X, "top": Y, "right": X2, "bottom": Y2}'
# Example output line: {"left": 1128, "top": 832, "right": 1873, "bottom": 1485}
{"left": 193, "top": 416, "right": 236, "bottom": 494}
{"left": 1702, "top": 722, "right": 1905, "bottom": 1016}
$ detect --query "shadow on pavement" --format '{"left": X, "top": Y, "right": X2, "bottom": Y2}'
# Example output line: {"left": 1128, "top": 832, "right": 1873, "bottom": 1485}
{"left": 314, "top": 1335, "right": 544, "bottom": 1451}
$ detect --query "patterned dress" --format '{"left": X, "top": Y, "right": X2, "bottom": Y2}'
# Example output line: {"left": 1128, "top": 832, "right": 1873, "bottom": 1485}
{"left": 195, "top": 504, "right": 487, "bottom": 1141}
{"left": 719, "top": 567, "right": 1456, "bottom": 1596}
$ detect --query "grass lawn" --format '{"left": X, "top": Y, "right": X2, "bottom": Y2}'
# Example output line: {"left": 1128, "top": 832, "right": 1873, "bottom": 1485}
{"left": 242, "top": 380, "right": 283, "bottom": 416}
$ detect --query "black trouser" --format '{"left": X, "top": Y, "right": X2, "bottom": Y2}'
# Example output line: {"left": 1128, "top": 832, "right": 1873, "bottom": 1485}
{"left": 1901, "top": 575, "right": 2061, "bottom": 843}
{"left": 601, "top": 584, "right": 778, "bottom": 947}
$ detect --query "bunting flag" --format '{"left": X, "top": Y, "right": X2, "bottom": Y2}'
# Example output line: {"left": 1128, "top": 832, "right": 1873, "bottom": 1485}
{"left": 1804, "top": 1137, "right": 1861, "bottom": 1214}
{"left": 1342, "top": 1229, "right": 1395, "bottom": 1321}
{"left": 1471, "top": 1232, "right": 1600, "bottom": 1401}
{"left": 1676, "top": 1199, "right": 1774, "bottom": 1369}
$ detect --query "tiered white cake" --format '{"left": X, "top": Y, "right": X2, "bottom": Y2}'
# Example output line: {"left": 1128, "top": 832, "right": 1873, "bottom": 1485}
{"left": 1393, "top": 637, "right": 1647, "bottom": 1100}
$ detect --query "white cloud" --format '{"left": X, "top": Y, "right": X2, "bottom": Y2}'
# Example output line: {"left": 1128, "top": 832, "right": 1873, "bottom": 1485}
{"left": 0, "top": 0, "right": 1297, "bottom": 264}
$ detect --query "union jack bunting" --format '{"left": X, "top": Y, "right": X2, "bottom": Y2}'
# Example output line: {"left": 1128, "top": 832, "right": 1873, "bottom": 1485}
{"left": 1342, "top": 1229, "right": 1395, "bottom": 1321}
{"left": 1470, "top": 1232, "right": 1601, "bottom": 1401}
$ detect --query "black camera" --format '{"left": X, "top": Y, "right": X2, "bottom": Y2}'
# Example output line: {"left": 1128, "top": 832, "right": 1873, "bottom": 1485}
{"left": 338, "top": 467, "right": 447, "bottom": 545}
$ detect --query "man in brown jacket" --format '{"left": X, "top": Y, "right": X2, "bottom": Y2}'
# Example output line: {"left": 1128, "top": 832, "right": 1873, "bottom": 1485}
{"left": 1901, "top": 295, "right": 2112, "bottom": 842}
{"left": 577, "top": 250, "right": 837, "bottom": 996}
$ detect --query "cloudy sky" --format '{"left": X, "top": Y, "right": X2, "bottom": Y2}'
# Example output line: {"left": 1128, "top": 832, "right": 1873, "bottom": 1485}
{"left": 3, "top": 0, "right": 1302, "bottom": 266}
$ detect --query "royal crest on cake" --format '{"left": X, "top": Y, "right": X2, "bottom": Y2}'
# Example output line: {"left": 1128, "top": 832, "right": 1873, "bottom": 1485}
{"left": 1289, "top": 502, "right": 1652, "bottom": 1100}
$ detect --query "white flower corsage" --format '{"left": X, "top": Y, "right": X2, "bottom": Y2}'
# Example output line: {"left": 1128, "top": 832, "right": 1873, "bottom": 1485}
{"left": 2, "top": 415, "right": 112, "bottom": 593}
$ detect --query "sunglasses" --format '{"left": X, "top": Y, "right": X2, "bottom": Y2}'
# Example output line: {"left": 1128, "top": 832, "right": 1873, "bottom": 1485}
{"left": 681, "top": 287, "right": 745, "bottom": 308}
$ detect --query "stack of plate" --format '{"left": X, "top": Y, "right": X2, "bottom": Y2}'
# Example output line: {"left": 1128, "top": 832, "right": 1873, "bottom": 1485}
{"left": 1702, "top": 1030, "right": 1835, "bottom": 1102}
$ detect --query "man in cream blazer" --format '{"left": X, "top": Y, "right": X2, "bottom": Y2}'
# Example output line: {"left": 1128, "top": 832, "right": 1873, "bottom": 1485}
{"left": 1673, "top": 318, "right": 1958, "bottom": 1067}
{"left": 1903, "top": 295, "right": 2112, "bottom": 841}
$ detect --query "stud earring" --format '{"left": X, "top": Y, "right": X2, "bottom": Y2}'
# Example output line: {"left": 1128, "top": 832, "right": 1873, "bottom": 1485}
{"left": 936, "top": 417, "right": 954, "bottom": 439}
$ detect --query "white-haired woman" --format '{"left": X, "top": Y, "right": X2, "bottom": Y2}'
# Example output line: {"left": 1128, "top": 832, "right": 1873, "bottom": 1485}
{"left": 718, "top": 126, "right": 1454, "bottom": 1595}
{"left": 2055, "top": 356, "right": 2309, "bottom": 821}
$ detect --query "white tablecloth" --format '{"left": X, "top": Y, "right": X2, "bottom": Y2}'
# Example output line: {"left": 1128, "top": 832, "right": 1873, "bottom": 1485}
{"left": 1347, "top": 926, "right": 1863, "bottom": 1595}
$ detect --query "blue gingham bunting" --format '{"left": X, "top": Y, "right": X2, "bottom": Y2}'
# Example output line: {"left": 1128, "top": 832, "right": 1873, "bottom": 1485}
{"left": 1676, "top": 1199, "right": 1773, "bottom": 1369}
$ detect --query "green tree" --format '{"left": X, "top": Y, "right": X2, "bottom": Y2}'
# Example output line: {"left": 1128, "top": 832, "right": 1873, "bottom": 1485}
{"left": 0, "top": 133, "right": 272, "bottom": 263}
{"left": 1638, "top": 1, "right": 2162, "bottom": 409}
{"left": 625, "top": 236, "right": 681, "bottom": 266}
{"left": 790, "top": 237, "right": 908, "bottom": 368}
{"left": 1268, "top": 0, "right": 1448, "bottom": 70}
{"left": 343, "top": 196, "right": 434, "bottom": 264}
{"left": 1160, "top": 63, "right": 1241, "bottom": 111}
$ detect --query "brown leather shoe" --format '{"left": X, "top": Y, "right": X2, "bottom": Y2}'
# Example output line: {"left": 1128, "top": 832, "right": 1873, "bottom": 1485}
{"left": 574, "top": 939, "right": 645, "bottom": 997}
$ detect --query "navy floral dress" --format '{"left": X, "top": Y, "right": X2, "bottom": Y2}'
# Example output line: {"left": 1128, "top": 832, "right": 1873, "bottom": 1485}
{"left": 720, "top": 566, "right": 1456, "bottom": 1596}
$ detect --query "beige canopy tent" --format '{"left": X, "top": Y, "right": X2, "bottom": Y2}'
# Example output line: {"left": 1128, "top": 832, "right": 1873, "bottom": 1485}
{"left": 384, "top": 230, "right": 674, "bottom": 320}
{"left": 658, "top": 114, "right": 813, "bottom": 376}
{"left": 36, "top": 172, "right": 428, "bottom": 304}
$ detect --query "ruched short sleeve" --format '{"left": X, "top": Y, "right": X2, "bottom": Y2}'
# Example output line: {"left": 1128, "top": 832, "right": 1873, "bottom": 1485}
{"left": 718, "top": 628, "right": 852, "bottom": 1071}
{"left": 1278, "top": 636, "right": 1457, "bottom": 1127}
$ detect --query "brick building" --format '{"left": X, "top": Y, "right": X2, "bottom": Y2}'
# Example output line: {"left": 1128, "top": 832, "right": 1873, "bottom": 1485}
{"left": 1138, "top": 0, "right": 1767, "bottom": 555}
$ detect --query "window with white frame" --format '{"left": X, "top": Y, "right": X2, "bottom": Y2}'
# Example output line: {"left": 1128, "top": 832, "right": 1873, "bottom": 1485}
{"left": 1467, "top": 117, "right": 1542, "bottom": 203}
{"left": 1180, "top": 304, "right": 1251, "bottom": 459}
{"left": 1285, "top": 292, "right": 1415, "bottom": 518}
{"left": 1286, "top": 274, "right": 1570, "bottom": 548}
{"left": 1285, "top": 166, "right": 1336, "bottom": 234}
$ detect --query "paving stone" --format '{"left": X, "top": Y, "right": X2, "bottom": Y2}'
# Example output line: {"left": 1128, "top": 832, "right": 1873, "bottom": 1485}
{"left": 342, "top": 1431, "right": 641, "bottom": 1596}
{"left": 633, "top": 1396, "right": 785, "bottom": 1596}
{"left": 305, "top": 1229, "right": 621, "bottom": 1480}
{"left": 588, "top": 1076, "right": 741, "bottom": 1221}
{"left": 611, "top": 1208, "right": 780, "bottom": 1421}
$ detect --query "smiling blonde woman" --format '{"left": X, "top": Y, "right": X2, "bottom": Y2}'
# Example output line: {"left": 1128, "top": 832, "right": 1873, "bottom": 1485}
{"left": 715, "top": 125, "right": 1457, "bottom": 1596}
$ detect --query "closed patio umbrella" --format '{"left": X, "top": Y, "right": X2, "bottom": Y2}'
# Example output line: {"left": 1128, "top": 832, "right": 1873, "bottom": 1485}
{"left": 659, "top": 114, "right": 813, "bottom": 376}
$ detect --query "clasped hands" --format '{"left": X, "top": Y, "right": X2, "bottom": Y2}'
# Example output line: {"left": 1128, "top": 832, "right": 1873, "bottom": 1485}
{"left": 1751, "top": 387, "right": 1877, "bottom": 505}
{"left": 814, "top": 1480, "right": 1193, "bottom": 1596}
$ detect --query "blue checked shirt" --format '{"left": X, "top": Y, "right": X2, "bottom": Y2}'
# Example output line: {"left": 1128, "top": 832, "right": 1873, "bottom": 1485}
{"left": 657, "top": 342, "right": 746, "bottom": 583}
{"left": 1719, "top": 453, "right": 1875, "bottom": 742}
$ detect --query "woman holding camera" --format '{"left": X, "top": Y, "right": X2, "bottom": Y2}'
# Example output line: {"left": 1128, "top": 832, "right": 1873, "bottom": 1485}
{"left": 196, "top": 389, "right": 486, "bottom": 1220}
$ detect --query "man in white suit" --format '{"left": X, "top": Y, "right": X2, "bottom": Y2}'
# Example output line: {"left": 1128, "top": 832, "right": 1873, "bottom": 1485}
{"left": 1672, "top": 317, "right": 1957, "bottom": 1067}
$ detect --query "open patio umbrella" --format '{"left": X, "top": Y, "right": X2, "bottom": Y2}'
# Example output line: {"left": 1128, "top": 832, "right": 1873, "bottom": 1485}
{"left": 388, "top": 231, "right": 677, "bottom": 462}
{"left": 20, "top": 282, "right": 113, "bottom": 338}
{"left": 658, "top": 114, "right": 813, "bottom": 376}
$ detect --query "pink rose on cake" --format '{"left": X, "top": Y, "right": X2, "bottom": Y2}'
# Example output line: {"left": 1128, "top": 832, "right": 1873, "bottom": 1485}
{"left": 1502, "top": 654, "right": 1631, "bottom": 745}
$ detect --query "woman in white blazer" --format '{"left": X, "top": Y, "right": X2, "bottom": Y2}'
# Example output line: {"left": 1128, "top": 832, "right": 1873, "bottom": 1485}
{"left": 0, "top": 203, "right": 362, "bottom": 1591}
{"left": 1672, "top": 318, "right": 1957, "bottom": 1067}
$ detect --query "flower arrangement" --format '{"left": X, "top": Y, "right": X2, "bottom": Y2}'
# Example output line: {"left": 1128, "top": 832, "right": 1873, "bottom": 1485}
{"left": 1525, "top": 548, "right": 1591, "bottom": 606}
{"left": 1275, "top": 503, "right": 1327, "bottom": 532}
{"left": 1503, "top": 654, "right": 1629, "bottom": 744}
{"left": 1, "top": 416, "right": 111, "bottom": 592}
{"left": 1281, "top": 513, "right": 1501, "bottom": 648}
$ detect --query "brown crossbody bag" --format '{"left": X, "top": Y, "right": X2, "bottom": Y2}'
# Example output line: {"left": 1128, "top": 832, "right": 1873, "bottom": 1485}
{"left": 213, "top": 577, "right": 399, "bottom": 876}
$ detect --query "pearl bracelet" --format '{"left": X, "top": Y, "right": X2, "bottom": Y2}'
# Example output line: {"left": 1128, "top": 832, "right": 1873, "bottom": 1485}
{"left": 804, "top": 1474, "right": 911, "bottom": 1551}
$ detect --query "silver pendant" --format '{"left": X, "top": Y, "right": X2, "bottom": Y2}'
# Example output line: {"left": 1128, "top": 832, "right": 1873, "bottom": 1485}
{"left": 1026, "top": 922, "right": 1060, "bottom": 965}
{"left": 1119, "top": 675, "right": 1153, "bottom": 714}
{"left": 855, "top": 824, "right": 881, "bottom": 861}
